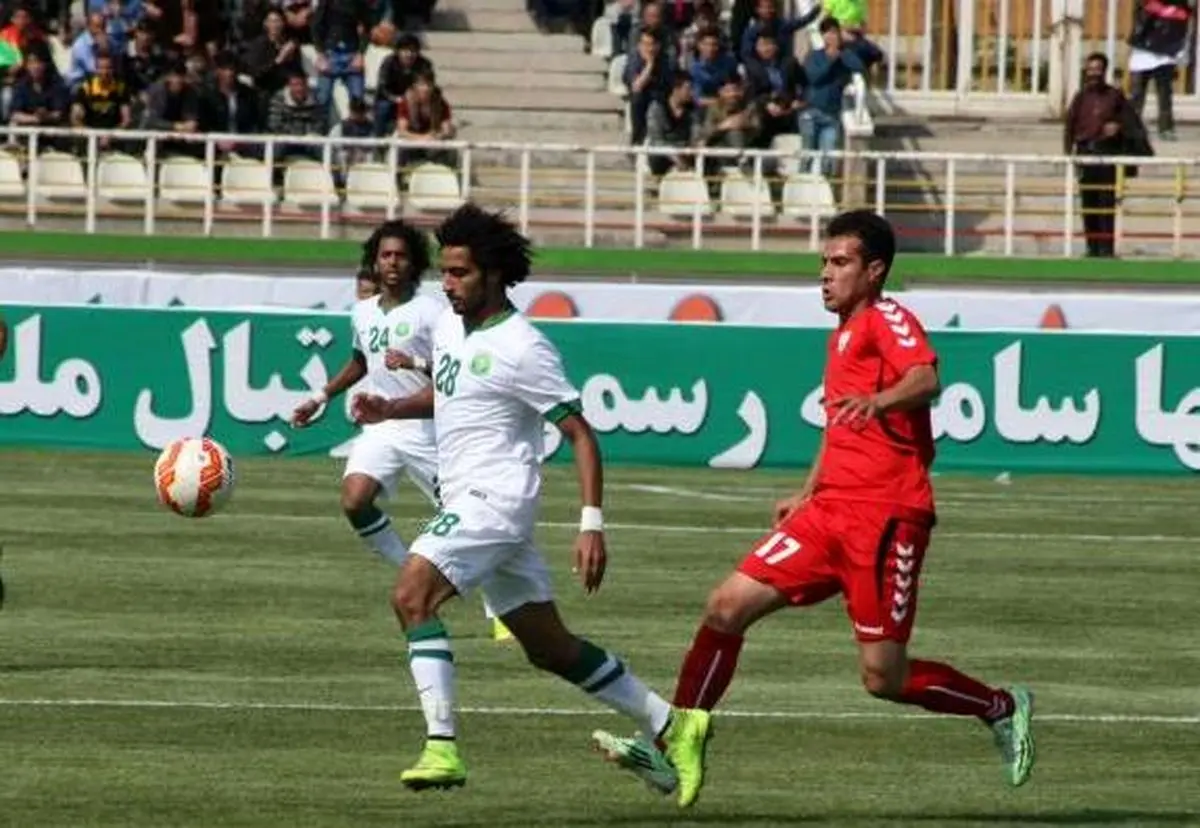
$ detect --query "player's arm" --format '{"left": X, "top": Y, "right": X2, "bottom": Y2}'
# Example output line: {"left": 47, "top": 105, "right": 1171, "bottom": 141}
{"left": 290, "top": 350, "right": 368, "bottom": 427}
{"left": 872, "top": 363, "right": 940, "bottom": 413}
{"left": 555, "top": 409, "right": 607, "bottom": 595}
{"left": 352, "top": 385, "right": 435, "bottom": 424}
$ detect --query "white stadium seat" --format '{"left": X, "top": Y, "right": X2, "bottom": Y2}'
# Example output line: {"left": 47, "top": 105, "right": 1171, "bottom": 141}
{"left": 718, "top": 170, "right": 773, "bottom": 219}
{"left": 657, "top": 170, "right": 711, "bottom": 219}
{"left": 220, "top": 157, "right": 274, "bottom": 207}
{"left": 96, "top": 153, "right": 149, "bottom": 203}
{"left": 344, "top": 162, "right": 399, "bottom": 212}
{"left": 158, "top": 157, "right": 210, "bottom": 205}
{"left": 770, "top": 133, "right": 804, "bottom": 178}
{"left": 0, "top": 150, "right": 25, "bottom": 199}
{"left": 405, "top": 162, "right": 462, "bottom": 212}
{"left": 35, "top": 151, "right": 87, "bottom": 200}
{"left": 607, "top": 54, "right": 628, "bottom": 98}
{"left": 781, "top": 173, "right": 836, "bottom": 218}
{"left": 282, "top": 159, "right": 338, "bottom": 209}
{"left": 364, "top": 44, "right": 391, "bottom": 93}
{"left": 591, "top": 17, "right": 613, "bottom": 60}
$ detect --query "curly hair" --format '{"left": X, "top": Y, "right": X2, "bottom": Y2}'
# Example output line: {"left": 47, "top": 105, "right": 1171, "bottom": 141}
{"left": 435, "top": 203, "right": 532, "bottom": 287}
{"left": 360, "top": 220, "right": 432, "bottom": 283}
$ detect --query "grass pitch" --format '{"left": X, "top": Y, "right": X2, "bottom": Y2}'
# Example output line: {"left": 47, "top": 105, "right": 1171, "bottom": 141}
{"left": 1, "top": 450, "right": 1198, "bottom": 827}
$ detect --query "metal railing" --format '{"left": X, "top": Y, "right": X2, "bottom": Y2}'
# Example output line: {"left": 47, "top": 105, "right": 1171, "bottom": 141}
{"left": 2, "top": 125, "right": 1199, "bottom": 258}
{"left": 859, "top": 0, "right": 1200, "bottom": 117}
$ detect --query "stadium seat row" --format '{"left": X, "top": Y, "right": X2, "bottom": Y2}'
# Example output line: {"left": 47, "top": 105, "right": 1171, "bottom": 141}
{"left": 0, "top": 150, "right": 463, "bottom": 213}
{"left": 658, "top": 168, "right": 836, "bottom": 219}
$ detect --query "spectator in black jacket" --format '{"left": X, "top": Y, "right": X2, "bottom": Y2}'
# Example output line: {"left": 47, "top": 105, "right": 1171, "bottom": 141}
{"left": 269, "top": 69, "right": 329, "bottom": 164}
{"left": 142, "top": 61, "right": 202, "bottom": 158}
{"left": 742, "top": 30, "right": 805, "bottom": 145}
{"left": 624, "top": 29, "right": 671, "bottom": 146}
{"left": 8, "top": 49, "right": 67, "bottom": 129}
{"left": 125, "top": 20, "right": 168, "bottom": 99}
{"left": 313, "top": 0, "right": 370, "bottom": 113}
{"left": 242, "top": 9, "right": 302, "bottom": 128}
{"left": 373, "top": 32, "right": 433, "bottom": 136}
{"left": 202, "top": 51, "right": 260, "bottom": 158}
{"left": 1127, "top": 0, "right": 1192, "bottom": 141}
{"left": 646, "top": 71, "right": 700, "bottom": 177}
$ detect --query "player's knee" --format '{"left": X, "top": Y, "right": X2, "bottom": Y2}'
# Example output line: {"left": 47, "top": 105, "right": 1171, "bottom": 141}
{"left": 701, "top": 583, "right": 753, "bottom": 635}
{"left": 391, "top": 580, "right": 434, "bottom": 628}
{"left": 860, "top": 662, "right": 905, "bottom": 699}
{"left": 341, "top": 490, "right": 373, "bottom": 520}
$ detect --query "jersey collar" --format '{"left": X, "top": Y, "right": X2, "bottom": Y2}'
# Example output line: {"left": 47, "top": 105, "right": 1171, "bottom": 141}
{"left": 465, "top": 302, "right": 516, "bottom": 335}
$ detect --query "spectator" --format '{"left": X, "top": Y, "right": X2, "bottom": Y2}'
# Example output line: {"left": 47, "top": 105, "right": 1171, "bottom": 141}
{"left": 243, "top": 9, "right": 302, "bottom": 128}
{"left": 689, "top": 28, "right": 737, "bottom": 111}
{"left": 71, "top": 51, "right": 132, "bottom": 151}
{"left": 801, "top": 16, "right": 862, "bottom": 176}
{"left": 142, "top": 61, "right": 201, "bottom": 157}
{"left": 374, "top": 32, "right": 432, "bottom": 136}
{"left": 268, "top": 69, "right": 329, "bottom": 164}
{"left": 1064, "top": 52, "right": 1152, "bottom": 258}
{"left": 1127, "top": 0, "right": 1191, "bottom": 142}
{"left": 395, "top": 69, "right": 456, "bottom": 168}
{"left": 8, "top": 49, "right": 68, "bottom": 143}
{"left": 125, "top": 19, "right": 167, "bottom": 99}
{"left": 697, "top": 75, "right": 759, "bottom": 179}
{"left": 840, "top": 25, "right": 883, "bottom": 71}
{"left": 628, "top": 1, "right": 675, "bottom": 69}
{"left": 67, "top": 12, "right": 112, "bottom": 88}
{"left": 646, "top": 71, "right": 699, "bottom": 177}
{"left": 623, "top": 29, "right": 670, "bottom": 146}
{"left": 678, "top": 0, "right": 722, "bottom": 71}
{"left": 336, "top": 95, "right": 375, "bottom": 172}
{"left": 282, "top": 0, "right": 314, "bottom": 44}
{"left": 201, "top": 51, "right": 260, "bottom": 156}
{"left": 743, "top": 30, "right": 805, "bottom": 145}
{"left": 738, "top": 0, "right": 819, "bottom": 63}
{"left": 1, "top": 6, "right": 47, "bottom": 55}
{"left": 313, "top": 0, "right": 370, "bottom": 114}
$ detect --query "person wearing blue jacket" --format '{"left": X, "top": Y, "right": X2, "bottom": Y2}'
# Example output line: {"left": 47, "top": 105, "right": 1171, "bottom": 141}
{"left": 801, "top": 16, "right": 863, "bottom": 177}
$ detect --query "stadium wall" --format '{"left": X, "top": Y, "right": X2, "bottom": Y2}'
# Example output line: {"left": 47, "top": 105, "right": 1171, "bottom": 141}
{"left": 1, "top": 305, "right": 1196, "bottom": 475}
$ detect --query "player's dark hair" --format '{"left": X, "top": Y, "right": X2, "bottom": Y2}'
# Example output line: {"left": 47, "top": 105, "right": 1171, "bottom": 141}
{"left": 435, "top": 202, "right": 532, "bottom": 287}
{"left": 360, "top": 219, "right": 431, "bottom": 282}
{"left": 826, "top": 209, "right": 896, "bottom": 282}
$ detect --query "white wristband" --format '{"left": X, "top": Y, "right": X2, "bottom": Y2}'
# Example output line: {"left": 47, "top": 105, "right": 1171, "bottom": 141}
{"left": 412, "top": 355, "right": 429, "bottom": 372}
{"left": 580, "top": 506, "right": 604, "bottom": 533}
{"left": 312, "top": 390, "right": 329, "bottom": 405}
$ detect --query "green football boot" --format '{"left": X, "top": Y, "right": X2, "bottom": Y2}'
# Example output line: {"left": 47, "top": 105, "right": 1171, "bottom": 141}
{"left": 991, "top": 686, "right": 1035, "bottom": 787}
{"left": 400, "top": 739, "right": 468, "bottom": 791}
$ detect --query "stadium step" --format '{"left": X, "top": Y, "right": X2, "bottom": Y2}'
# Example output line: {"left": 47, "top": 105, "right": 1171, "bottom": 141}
{"left": 455, "top": 107, "right": 624, "bottom": 132}
{"left": 436, "top": 68, "right": 606, "bottom": 92}
{"left": 446, "top": 87, "right": 620, "bottom": 113}
{"left": 437, "top": 0, "right": 531, "bottom": 12}
{"left": 432, "top": 48, "right": 605, "bottom": 74}
{"left": 431, "top": 9, "right": 543, "bottom": 33}
{"left": 423, "top": 30, "right": 585, "bottom": 53}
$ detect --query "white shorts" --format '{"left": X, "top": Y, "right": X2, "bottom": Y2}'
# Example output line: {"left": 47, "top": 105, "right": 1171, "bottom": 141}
{"left": 411, "top": 495, "right": 554, "bottom": 618}
{"left": 343, "top": 426, "right": 438, "bottom": 504}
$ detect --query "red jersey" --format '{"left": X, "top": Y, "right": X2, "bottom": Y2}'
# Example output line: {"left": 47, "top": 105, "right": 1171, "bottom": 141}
{"left": 813, "top": 297, "right": 938, "bottom": 514}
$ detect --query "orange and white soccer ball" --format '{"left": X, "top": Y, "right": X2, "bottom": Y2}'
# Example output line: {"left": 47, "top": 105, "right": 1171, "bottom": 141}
{"left": 153, "top": 437, "right": 236, "bottom": 518}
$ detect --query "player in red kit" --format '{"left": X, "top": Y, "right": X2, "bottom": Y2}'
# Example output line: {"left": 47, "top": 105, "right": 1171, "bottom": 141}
{"left": 593, "top": 210, "right": 1035, "bottom": 808}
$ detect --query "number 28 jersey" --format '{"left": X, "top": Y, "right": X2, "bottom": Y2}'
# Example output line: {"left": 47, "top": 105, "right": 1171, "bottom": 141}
{"left": 429, "top": 307, "right": 581, "bottom": 535}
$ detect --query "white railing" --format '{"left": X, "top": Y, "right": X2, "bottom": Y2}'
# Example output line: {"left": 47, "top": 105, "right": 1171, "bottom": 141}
{"left": 860, "top": 0, "right": 1200, "bottom": 118}
{"left": 3, "top": 125, "right": 1200, "bottom": 258}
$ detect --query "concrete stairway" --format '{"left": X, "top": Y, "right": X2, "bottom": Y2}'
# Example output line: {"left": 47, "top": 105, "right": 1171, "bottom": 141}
{"left": 424, "top": 0, "right": 626, "bottom": 150}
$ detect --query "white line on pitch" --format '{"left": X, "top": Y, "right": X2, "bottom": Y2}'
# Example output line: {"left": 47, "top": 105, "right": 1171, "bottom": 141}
{"left": 0, "top": 697, "right": 1196, "bottom": 725}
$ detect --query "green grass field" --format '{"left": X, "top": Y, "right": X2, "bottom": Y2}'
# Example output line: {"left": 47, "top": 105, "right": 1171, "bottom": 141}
{"left": 2, "top": 451, "right": 1198, "bottom": 827}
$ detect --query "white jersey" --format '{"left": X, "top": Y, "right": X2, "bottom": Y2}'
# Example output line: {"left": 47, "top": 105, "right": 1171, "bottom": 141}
{"left": 350, "top": 292, "right": 443, "bottom": 446}
{"left": 430, "top": 307, "right": 580, "bottom": 535}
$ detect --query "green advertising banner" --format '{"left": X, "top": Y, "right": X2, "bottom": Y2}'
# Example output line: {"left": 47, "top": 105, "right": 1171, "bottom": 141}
{"left": 0, "top": 306, "right": 1197, "bottom": 474}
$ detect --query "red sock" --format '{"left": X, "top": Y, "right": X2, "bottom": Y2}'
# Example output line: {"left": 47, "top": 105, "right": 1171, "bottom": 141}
{"left": 672, "top": 625, "right": 744, "bottom": 710}
{"left": 899, "top": 659, "right": 1014, "bottom": 723}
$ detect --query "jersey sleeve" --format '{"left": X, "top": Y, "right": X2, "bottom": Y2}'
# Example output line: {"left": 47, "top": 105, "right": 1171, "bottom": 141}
{"left": 350, "top": 310, "right": 364, "bottom": 354}
{"left": 870, "top": 300, "right": 938, "bottom": 374}
{"left": 511, "top": 335, "right": 583, "bottom": 424}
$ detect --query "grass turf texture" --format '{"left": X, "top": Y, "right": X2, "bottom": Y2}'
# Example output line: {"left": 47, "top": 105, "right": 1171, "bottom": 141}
{"left": 1, "top": 450, "right": 1198, "bottom": 827}
{"left": 3, "top": 230, "right": 1200, "bottom": 285}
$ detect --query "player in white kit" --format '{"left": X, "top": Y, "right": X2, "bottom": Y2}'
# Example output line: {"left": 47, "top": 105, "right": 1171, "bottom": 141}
{"left": 351, "top": 204, "right": 708, "bottom": 796}
{"left": 291, "top": 221, "right": 507, "bottom": 639}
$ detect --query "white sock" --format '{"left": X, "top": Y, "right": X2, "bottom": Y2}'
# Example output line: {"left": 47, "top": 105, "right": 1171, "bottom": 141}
{"left": 406, "top": 618, "right": 456, "bottom": 739}
{"left": 353, "top": 510, "right": 409, "bottom": 565}
{"left": 569, "top": 641, "right": 672, "bottom": 738}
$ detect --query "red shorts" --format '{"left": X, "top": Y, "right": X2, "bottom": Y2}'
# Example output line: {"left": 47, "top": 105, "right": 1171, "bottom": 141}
{"left": 737, "top": 497, "right": 934, "bottom": 643}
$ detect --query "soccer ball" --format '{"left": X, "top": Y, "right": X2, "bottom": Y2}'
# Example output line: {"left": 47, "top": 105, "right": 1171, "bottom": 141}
{"left": 153, "top": 437, "right": 236, "bottom": 518}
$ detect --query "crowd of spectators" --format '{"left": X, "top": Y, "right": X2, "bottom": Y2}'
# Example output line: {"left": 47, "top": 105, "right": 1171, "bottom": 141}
{"left": 0, "top": 0, "right": 457, "bottom": 173}
{"left": 605, "top": 0, "right": 881, "bottom": 180}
